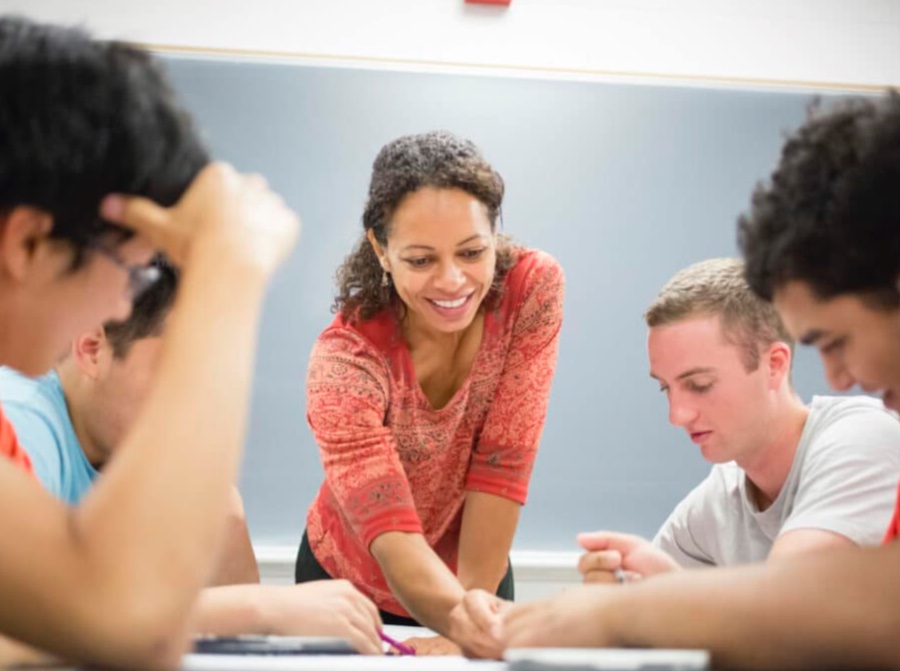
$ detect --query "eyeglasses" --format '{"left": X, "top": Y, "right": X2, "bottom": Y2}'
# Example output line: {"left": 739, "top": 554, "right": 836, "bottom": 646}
{"left": 89, "top": 242, "right": 161, "bottom": 299}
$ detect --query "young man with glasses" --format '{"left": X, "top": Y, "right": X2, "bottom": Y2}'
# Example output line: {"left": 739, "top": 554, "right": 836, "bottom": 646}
{"left": 0, "top": 16, "right": 378, "bottom": 669}
{"left": 88, "top": 240, "right": 163, "bottom": 299}
{"left": 0, "top": 255, "right": 385, "bottom": 650}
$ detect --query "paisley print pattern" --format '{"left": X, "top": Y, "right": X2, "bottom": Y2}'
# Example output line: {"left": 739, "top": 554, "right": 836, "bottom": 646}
{"left": 305, "top": 249, "right": 564, "bottom": 615}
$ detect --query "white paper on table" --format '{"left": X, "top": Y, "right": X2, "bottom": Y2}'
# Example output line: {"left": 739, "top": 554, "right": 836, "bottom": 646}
{"left": 181, "top": 653, "right": 505, "bottom": 671}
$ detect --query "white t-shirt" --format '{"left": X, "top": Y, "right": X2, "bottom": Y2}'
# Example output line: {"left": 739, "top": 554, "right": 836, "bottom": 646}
{"left": 655, "top": 396, "right": 900, "bottom": 567}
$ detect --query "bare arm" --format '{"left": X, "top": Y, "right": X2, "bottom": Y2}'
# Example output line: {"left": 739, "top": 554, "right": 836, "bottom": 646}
{"left": 370, "top": 531, "right": 465, "bottom": 634}
{"left": 0, "top": 634, "right": 57, "bottom": 668}
{"left": 189, "top": 582, "right": 382, "bottom": 654}
{"left": 768, "top": 528, "right": 854, "bottom": 560}
{"left": 577, "top": 531, "right": 681, "bottom": 583}
{"left": 208, "top": 487, "right": 260, "bottom": 586}
{"left": 503, "top": 542, "right": 900, "bottom": 670}
{"left": 0, "top": 164, "right": 298, "bottom": 669}
{"left": 457, "top": 491, "right": 520, "bottom": 592}
{"left": 369, "top": 531, "right": 502, "bottom": 658}
{"left": 369, "top": 493, "right": 518, "bottom": 657}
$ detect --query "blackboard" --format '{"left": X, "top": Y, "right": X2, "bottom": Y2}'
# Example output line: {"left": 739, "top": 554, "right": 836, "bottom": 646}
{"left": 163, "top": 54, "right": 848, "bottom": 551}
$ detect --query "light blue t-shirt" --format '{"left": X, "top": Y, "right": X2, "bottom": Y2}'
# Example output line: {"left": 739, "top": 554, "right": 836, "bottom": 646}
{"left": 0, "top": 367, "right": 97, "bottom": 503}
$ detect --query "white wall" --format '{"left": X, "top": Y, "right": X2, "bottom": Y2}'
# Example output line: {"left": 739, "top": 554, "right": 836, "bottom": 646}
{"left": 6, "top": 0, "right": 900, "bottom": 88}
{"left": 256, "top": 545, "right": 582, "bottom": 602}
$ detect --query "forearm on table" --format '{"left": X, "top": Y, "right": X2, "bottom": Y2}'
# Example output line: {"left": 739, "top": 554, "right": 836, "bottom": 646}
{"left": 190, "top": 585, "right": 266, "bottom": 637}
{"left": 767, "top": 527, "right": 854, "bottom": 561}
{"left": 609, "top": 543, "right": 900, "bottom": 670}
{"left": 208, "top": 488, "right": 260, "bottom": 586}
{"left": 370, "top": 531, "right": 465, "bottom": 634}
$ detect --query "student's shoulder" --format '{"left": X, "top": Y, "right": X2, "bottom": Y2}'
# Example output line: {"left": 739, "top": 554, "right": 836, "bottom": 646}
{"left": 0, "top": 366, "right": 42, "bottom": 399}
{"left": 808, "top": 395, "right": 900, "bottom": 435}
{"left": 0, "top": 368, "right": 64, "bottom": 419}
{"left": 805, "top": 395, "right": 900, "bottom": 459}
{"left": 0, "top": 370, "right": 70, "bottom": 467}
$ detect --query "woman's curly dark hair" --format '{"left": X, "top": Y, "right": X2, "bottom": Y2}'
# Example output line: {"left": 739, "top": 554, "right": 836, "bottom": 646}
{"left": 334, "top": 130, "right": 518, "bottom": 321}
{"left": 739, "top": 91, "right": 900, "bottom": 307}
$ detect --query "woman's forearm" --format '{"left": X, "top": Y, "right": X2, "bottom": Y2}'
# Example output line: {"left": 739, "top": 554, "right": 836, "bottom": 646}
{"left": 457, "top": 492, "right": 520, "bottom": 593}
{"left": 370, "top": 531, "right": 465, "bottom": 634}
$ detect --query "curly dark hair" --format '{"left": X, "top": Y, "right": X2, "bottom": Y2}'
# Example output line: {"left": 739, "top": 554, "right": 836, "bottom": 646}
{"left": 738, "top": 91, "right": 900, "bottom": 308}
{"left": 334, "top": 130, "right": 517, "bottom": 321}
{"left": 0, "top": 16, "right": 208, "bottom": 267}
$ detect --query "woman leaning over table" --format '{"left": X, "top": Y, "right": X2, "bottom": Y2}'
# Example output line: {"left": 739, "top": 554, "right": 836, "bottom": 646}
{"left": 295, "top": 130, "right": 564, "bottom": 657}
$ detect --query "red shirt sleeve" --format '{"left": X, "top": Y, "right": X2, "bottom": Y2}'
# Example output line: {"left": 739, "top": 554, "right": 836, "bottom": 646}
{"left": 466, "top": 251, "right": 565, "bottom": 504}
{"left": 306, "top": 325, "right": 423, "bottom": 548}
{"left": 0, "top": 401, "right": 34, "bottom": 475}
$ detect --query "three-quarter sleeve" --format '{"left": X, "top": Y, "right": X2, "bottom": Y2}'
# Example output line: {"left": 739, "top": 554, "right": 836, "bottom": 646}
{"left": 466, "top": 252, "right": 565, "bottom": 504}
{"left": 306, "top": 328, "right": 423, "bottom": 547}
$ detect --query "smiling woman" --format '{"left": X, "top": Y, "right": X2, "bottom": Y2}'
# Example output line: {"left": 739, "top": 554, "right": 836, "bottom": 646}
{"left": 295, "top": 131, "right": 565, "bottom": 657}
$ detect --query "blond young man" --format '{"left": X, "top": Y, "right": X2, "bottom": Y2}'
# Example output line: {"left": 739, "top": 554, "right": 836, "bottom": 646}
{"left": 578, "top": 258, "right": 900, "bottom": 583}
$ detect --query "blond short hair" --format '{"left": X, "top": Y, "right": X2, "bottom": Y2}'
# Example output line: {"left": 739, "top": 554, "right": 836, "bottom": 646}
{"left": 644, "top": 258, "right": 793, "bottom": 371}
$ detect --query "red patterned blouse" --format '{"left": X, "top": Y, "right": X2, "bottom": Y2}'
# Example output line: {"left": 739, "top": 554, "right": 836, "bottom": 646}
{"left": 305, "top": 248, "right": 564, "bottom": 616}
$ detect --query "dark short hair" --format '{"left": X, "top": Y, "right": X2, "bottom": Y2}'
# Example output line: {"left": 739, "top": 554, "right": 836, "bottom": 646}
{"left": 104, "top": 256, "right": 178, "bottom": 358}
{"left": 333, "top": 130, "right": 516, "bottom": 321}
{"left": 0, "top": 16, "right": 208, "bottom": 264}
{"left": 739, "top": 92, "right": 900, "bottom": 307}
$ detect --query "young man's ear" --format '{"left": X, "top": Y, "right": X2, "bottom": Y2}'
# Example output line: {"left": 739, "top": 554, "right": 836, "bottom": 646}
{"left": 0, "top": 206, "right": 56, "bottom": 282}
{"left": 71, "top": 328, "right": 110, "bottom": 381}
{"left": 766, "top": 341, "right": 793, "bottom": 389}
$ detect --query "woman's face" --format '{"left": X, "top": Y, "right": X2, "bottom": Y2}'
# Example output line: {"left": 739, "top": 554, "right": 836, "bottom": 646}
{"left": 372, "top": 186, "right": 497, "bottom": 336}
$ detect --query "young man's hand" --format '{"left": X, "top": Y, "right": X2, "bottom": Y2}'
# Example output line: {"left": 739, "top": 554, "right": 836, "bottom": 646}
{"left": 262, "top": 581, "right": 383, "bottom": 655}
{"left": 577, "top": 531, "right": 680, "bottom": 583}
{"left": 501, "top": 584, "right": 622, "bottom": 650}
{"left": 446, "top": 588, "right": 507, "bottom": 659}
{"left": 99, "top": 162, "right": 299, "bottom": 275}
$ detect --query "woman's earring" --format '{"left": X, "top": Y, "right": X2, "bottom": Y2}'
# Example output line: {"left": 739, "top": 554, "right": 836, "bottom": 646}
{"left": 381, "top": 270, "right": 391, "bottom": 288}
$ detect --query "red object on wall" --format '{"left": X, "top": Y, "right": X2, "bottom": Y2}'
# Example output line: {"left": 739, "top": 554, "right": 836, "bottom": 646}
{"left": 465, "top": 0, "right": 512, "bottom": 5}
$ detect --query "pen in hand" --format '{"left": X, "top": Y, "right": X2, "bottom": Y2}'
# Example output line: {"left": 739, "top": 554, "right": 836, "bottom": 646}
{"left": 379, "top": 631, "right": 416, "bottom": 656}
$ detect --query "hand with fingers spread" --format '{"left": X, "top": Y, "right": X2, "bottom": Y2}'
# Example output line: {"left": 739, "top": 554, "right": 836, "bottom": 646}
{"left": 447, "top": 589, "right": 508, "bottom": 659}
{"left": 501, "top": 584, "right": 622, "bottom": 651}
{"left": 577, "top": 531, "right": 680, "bottom": 584}
{"left": 99, "top": 162, "right": 299, "bottom": 275}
